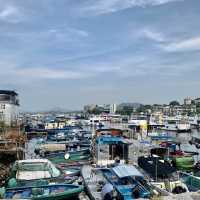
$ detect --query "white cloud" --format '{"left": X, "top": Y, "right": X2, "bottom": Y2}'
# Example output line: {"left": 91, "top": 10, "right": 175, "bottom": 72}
{"left": 141, "top": 29, "right": 165, "bottom": 42}
{"left": 161, "top": 37, "right": 200, "bottom": 52}
{"left": 80, "top": 0, "right": 182, "bottom": 15}
{"left": 0, "top": 5, "right": 22, "bottom": 23}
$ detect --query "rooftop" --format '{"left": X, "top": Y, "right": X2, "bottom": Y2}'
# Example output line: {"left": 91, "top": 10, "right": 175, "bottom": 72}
{"left": 0, "top": 90, "right": 18, "bottom": 96}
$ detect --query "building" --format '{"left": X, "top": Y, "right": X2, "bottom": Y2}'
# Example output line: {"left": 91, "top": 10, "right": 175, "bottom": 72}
{"left": 194, "top": 98, "right": 200, "bottom": 105}
{"left": 184, "top": 97, "right": 192, "bottom": 105}
{"left": 110, "top": 103, "right": 117, "bottom": 114}
{"left": 0, "top": 90, "right": 19, "bottom": 126}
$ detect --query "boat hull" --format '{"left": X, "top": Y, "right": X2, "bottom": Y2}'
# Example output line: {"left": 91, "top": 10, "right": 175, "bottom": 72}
{"left": 3, "top": 184, "right": 83, "bottom": 200}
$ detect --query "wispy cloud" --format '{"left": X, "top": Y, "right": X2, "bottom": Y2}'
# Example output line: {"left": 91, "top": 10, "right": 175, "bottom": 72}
{"left": 141, "top": 29, "right": 166, "bottom": 42}
{"left": 15, "top": 68, "right": 88, "bottom": 79}
{"left": 0, "top": 4, "right": 22, "bottom": 23}
{"left": 80, "top": 0, "right": 182, "bottom": 15}
{"left": 161, "top": 37, "right": 200, "bottom": 52}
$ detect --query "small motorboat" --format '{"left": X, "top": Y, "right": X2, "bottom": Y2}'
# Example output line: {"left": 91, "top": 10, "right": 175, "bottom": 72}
{"left": 7, "top": 159, "right": 78, "bottom": 188}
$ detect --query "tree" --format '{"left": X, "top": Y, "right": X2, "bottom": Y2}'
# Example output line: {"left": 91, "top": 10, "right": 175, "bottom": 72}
{"left": 169, "top": 100, "right": 180, "bottom": 106}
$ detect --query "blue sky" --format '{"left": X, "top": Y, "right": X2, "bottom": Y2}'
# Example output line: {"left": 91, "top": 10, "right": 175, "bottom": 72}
{"left": 0, "top": 0, "right": 200, "bottom": 111}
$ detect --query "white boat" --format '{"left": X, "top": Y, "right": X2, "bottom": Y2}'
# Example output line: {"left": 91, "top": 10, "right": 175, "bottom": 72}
{"left": 161, "top": 118, "right": 191, "bottom": 132}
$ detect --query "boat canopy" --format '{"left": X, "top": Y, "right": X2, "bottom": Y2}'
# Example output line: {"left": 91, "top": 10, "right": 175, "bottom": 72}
{"left": 112, "top": 165, "right": 143, "bottom": 178}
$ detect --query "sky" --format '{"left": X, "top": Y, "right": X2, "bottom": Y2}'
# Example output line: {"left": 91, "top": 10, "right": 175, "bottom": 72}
{"left": 0, "top": 0, "right": 200, "bottom": 111}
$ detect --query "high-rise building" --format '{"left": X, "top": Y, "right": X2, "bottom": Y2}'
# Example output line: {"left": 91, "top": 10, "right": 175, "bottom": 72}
{"left": 110, "top": 104, "right": 117, "bottom": 114}
{"left": 0, "top": 90, "right": 19, "bottom": 125}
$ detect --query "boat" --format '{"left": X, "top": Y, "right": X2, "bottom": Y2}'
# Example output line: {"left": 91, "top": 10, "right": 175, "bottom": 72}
{"left": 159, "top": 141, "right": 195, "bottom": 171}
{"left": 81, "top": 165, "right": 107, "bottom": 200}
{"left": 45, "top": 151, "right": 91, "bottom": 164}
{"left": 7, "top": 159, "right": 78, "bottom": 188}
{"left": 138, "top": 155, "right": 188, "bottom": 194}
{"left": 35, "top": 140, "right": 91, "bottom": 155}
{"left": 101, "top": 164, "right": 153, "bottom": 199}
{"left": 1, "top": 184, "right": 83, "bottom": 200}
{"left": 180, "top": 169, "right": 200, "bottom": 192}
{"left": 161, "top": 118, "right": 191, "bottom": 132}
{"left": 149, "top": 132, "right": 174, "bottom": 142}
{"left": 56, "top": 164, "right": 80, "bottom": 176}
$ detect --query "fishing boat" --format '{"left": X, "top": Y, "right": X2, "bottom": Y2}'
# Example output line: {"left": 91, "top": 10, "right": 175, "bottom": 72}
{"left": 180, "top": 162, "right": 200, "bottom": 192}
{"left": 138, "top": 155, "right": 188, "bottom": 194}
{"left": 0, "top": 184, "right": 83, "bottom": 200}
{"left": 159, "top": 141, "right": 195, "bottom": 171}
{"left": 46, "top": 153, "right": 90, "bottom": 164}
{"left": 7, "top": 159, "right": 78, "bottom": 188}
{"left": 56, "top": 164, "right": 80, "bottom": 176}
{"left": 101, "top": 164, "right": 153, "bottom": 199}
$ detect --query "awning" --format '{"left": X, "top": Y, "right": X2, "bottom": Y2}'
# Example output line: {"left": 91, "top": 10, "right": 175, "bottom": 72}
{"left": 113, "top": 165, "right": 143, "bottom": 178}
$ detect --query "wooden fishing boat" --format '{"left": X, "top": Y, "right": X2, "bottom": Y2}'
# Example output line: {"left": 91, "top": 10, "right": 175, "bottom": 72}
{"left": 1, "top": 184, "right": 83, "bottom": 200}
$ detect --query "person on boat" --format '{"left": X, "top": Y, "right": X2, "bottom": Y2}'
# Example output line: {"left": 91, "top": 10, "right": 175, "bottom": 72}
{"left": 113, "top": 156, "right": 120, "bottom": 166}
{"left": 101, "top": 183, "right": 113, "bottom": 200}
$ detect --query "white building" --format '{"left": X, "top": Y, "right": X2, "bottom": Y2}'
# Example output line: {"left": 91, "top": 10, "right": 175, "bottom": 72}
{"left": 110, "top": 104, "right": 117, "bottom": 114}
{"left": 0, "top": 90, "right": 19, "bottom": 126}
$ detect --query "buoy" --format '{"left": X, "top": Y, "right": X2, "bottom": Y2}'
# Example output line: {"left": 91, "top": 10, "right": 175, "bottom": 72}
{"left": 64, "top": 153, "right": 70, "bottom": 160}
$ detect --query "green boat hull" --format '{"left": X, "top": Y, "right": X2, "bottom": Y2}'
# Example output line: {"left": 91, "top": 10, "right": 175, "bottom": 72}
{"left": 173, "top": 156, "right": 194, "bottom": 171}
{"left": 47, "top": 154, "right": 90, "bottom": 164}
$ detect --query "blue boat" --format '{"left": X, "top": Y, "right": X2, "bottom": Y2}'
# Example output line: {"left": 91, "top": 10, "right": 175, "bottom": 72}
{"left": 101, "top": 165, "right": 152, "bottom": 199}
